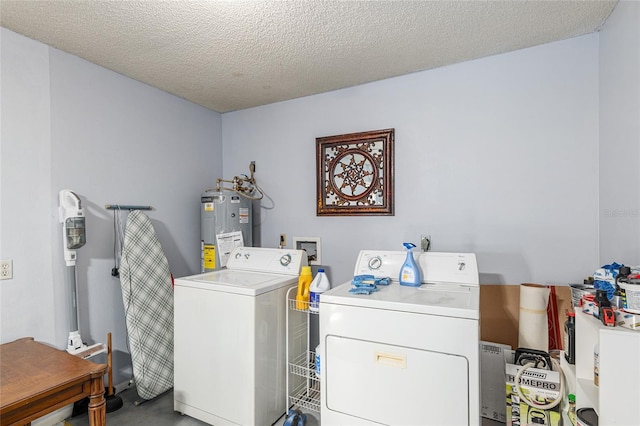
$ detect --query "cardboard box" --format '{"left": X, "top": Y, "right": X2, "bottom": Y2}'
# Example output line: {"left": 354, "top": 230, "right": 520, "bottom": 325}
{"left": 480, "top": 284, "right": 572, "bottom": 350}
{"left": 480, "top": 285, "right": 521, "bottom": 349}
{"left": 480, "top": 341, "right": 511, "bottom": 422}
{"left": 505, "top": 351, "right": 562, "bottom": 426}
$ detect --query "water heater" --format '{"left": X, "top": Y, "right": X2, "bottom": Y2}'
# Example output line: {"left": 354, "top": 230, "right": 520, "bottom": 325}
{"left": 201, "top": 190, "right": 253, "bottom": 272}
{"left": 201, "top": 162, "right": 262, "bottom": 272}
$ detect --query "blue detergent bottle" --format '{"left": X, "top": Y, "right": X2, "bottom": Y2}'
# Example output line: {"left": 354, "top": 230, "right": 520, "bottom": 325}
{"left": 399, "top": 242, "right": 422, "bottom": 286}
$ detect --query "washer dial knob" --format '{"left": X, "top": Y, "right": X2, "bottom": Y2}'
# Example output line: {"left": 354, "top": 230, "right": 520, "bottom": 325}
{"left": 280, "top": 254, "right": 292, "bottom": 266}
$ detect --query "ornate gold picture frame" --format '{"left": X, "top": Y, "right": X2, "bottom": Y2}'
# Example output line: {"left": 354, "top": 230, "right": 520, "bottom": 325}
{"left": 316, "top": 128, "right": 394, "bottom": 216}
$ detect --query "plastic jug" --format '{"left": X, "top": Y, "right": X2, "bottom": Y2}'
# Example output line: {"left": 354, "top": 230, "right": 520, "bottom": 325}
{"left": 296, "top": 266, "right": 313, "bottom": 310}
{"left": 309, "top": 269, "right": 330, "bottom": 312}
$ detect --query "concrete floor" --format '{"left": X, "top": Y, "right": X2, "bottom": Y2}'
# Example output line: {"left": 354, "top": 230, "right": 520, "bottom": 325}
{"left": 65, "top": 386, "right": 499, "bottom": 426}
{"left": 65, "top": 386, "right": 320, "bottom": 426}
{"left": 66, "top": 387, "right": 207, "bottom": 426}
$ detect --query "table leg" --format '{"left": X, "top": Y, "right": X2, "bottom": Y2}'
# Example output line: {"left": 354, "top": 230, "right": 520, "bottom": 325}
{"left": 87, "top": 375, "right": 106, "bottom": 426}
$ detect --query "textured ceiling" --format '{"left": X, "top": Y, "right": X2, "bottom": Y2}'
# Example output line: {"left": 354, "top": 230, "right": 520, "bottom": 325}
{"left": 0, "top": 0, "right": 617, "bottom": 113}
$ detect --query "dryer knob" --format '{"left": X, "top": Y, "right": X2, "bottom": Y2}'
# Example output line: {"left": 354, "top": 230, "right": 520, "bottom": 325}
{"left": 368, "top": 256, "right": 382, "bottom": 270}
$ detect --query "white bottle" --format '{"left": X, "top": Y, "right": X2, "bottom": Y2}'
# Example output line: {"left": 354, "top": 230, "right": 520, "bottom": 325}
{"left": 309, "top": 269, "right": 330, "bottom": 312}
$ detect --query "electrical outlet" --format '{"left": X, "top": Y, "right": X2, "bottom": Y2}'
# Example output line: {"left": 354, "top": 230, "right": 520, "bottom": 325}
{"left": 0, "top": 260, "right": 13, "bottom": 280}
{"left": 421, "top": 235, "right": 431, "bottom": 252}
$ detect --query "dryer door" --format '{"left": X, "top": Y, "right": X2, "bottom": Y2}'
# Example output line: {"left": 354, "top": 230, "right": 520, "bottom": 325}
{"left": 325, "top": 335, "right": 469, "bottom": 425}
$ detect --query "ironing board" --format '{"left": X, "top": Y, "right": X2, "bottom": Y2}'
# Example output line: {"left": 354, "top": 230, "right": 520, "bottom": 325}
{"left": 119, "top": 210, "right": 174, "bottom": 400}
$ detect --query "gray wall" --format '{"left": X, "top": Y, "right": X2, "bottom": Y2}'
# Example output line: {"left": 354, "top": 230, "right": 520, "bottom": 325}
{"left": 1, "top": 27, "right": 56, "bottom": 344}
{"left": 599, "top": 0, "right": 640, "bottom": 263}
{"left": 1, "top": 28, "right": 222, "bottom": 385}
{"left": 222, "top": 34, "right": 602, "bottom": 286}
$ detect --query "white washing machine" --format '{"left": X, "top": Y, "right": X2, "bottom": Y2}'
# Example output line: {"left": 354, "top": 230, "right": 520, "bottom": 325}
{"left": 174, "top": 246, "right": 307, "bottom": 426}
{"left": 320, "top": 250, "right": 480, "bottom": 426}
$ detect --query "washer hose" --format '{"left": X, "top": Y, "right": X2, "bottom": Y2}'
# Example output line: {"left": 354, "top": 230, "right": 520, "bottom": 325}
{"left": 515, "top": 357, "right": 564, "bottom": 410}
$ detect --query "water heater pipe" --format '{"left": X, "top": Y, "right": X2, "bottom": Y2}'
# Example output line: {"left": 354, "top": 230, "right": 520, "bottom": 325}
{"left": 212, "top": 161, "right": 264, "bottom": 200}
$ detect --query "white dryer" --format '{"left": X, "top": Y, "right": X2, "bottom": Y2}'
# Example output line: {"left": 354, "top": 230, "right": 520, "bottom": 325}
{"left": 174, "top": 247, "right": 307, "bottom": 426}
{"left": 320, "top": 250, "right": 480, "bottom": 426}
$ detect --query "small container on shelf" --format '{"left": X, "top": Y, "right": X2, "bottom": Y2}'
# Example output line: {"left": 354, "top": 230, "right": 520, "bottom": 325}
{"left": 295, "top": 266, "right": 313, "bottom": 310}
{"left": 567, "top": 394, "right": 576, "bottom": 426}
{"left": 576, "top": 407, "right": 598, "bottom": 426}
{"left": 565, "top": 311, "right": 576, "bottom": 364}
{"left": 309, "top": 269, "right": 330, "bottom": 312}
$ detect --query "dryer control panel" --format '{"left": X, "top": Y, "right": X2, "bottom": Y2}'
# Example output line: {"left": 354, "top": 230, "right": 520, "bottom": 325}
{"left": 354, "top": 250, "right": 479, "bottom": 285}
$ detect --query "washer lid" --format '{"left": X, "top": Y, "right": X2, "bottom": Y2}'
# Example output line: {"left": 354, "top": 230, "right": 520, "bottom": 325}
{"left": 321, "top": 281, "right": 479, "bottom": 319}
{"left": 174, "top": 270, "right": 296, "bottom": 296}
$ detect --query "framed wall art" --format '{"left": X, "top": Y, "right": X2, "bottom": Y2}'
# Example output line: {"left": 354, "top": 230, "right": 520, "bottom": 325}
{"left": 316, "top": 128, "right": 394, "bottom": 216}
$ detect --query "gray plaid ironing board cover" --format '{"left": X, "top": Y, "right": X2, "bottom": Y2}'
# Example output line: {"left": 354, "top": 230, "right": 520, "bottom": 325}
{"left": 119, "top": 210, "right": 174, "bottom": 400}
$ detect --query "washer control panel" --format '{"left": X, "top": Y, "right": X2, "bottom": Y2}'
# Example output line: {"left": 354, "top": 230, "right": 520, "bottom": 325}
{"left": 226, "top": 247, "right": 307, "bottom": 275}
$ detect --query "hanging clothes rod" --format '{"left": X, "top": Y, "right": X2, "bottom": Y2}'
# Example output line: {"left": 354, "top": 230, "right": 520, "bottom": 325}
{"left": 105, "top": 204, "right": 153, "bottom": 211}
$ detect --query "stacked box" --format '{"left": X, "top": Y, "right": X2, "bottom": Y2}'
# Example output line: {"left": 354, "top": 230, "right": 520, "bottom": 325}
{"left": 480, "top": 341, "right": 511, "bottom": 422}
{"left": 505, "top": 355, "right": 562, "bottom": 426}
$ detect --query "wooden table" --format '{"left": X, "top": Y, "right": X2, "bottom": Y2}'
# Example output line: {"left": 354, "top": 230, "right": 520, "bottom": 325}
{"left": 0, "top": 338, "right": 107, "bottom": 426}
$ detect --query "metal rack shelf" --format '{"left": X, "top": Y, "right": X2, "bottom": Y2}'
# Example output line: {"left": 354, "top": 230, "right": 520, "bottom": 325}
{"left": 288, "top": 298, "right": 320, "bottom": 314}
{"left": 289, "top": 350, "right": 317, "bottom": 378}
{"left": 289, "top": 379, "right": 321, "bottom": 413}
{"left": 286, "top": 287, "right": 321, "bottom": 414}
